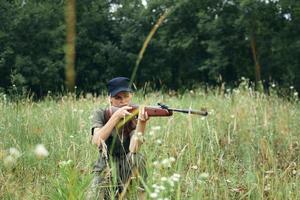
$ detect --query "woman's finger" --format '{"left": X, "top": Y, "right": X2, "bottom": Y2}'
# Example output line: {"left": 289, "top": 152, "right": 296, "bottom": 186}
{"left": 124, "top": 110, "right": 132, "bottom": 115}
{"left": 123, "top": 106, "right": 132, "bottom": 110}
{"left": 142, "top": 107, "right": 145, "bottom": 115}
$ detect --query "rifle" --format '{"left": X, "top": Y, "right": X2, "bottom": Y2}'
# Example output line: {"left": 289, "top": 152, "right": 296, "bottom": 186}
{"left": 104, "top": 103, "right": 208, "bottom": 134}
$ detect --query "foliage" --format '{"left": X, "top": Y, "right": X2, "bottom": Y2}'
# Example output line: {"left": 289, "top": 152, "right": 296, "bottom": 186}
{"left": 0, "top": 0, "right": 300, "bottom": 97}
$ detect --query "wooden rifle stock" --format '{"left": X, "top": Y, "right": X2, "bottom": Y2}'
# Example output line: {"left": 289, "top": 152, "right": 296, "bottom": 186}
{"left": 129, "top": 105, "right": 173, "bottom": 117}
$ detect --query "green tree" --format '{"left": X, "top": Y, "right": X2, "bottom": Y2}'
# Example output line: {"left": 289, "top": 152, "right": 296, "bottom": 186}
{"left": 1, "top": 1, "right": 65, "bottom": 96}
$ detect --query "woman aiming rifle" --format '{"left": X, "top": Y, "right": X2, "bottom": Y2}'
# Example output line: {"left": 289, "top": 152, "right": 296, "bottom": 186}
{"left": 86, "top": 77, "right": 208, "bottom": 199}
{"left": 86, "top": 77, "right": 148, "bottom": 200}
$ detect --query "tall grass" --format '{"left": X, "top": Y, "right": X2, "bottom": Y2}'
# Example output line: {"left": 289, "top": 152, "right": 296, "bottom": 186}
{"left": 0, "top": 84, "right": 299, "bottom": 199}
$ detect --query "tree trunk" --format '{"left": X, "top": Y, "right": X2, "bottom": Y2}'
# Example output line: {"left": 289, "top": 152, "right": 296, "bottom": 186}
{"left": 65, "top": 0, "right": 76, "bottom": 92}
{"left": 250, "top": 34, "right": 261, "bottom": 83}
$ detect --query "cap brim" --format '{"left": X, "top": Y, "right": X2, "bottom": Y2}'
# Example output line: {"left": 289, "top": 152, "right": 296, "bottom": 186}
{"left": 110, "top": 87, "right": 132, "bottom": 97}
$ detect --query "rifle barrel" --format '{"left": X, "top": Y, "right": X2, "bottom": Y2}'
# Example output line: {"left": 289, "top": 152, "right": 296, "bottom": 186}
{"left": 168, "top": 108, "right": 208, "bottom": 116}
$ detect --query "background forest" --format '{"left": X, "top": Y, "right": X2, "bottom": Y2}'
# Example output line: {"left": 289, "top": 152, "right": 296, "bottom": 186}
{"left": 1, "top": 0, "right": 300, "bottom": 97}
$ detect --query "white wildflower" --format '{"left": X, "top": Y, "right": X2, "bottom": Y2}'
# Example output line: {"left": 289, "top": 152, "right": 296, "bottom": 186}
{"left": 151, "top": 126, "right": 161, "bottom": 131}
{"left": 191, "top": 165, "right": 198, "bottom": 170}
{"left": 264, "top": 183, "right": 271, "bottom": 191}
{"left": 150, "top": 192, "right": 158, "bottom": 198}
{"left": 290, "top": 86, "right": 294, "bottom": 89}
{"left": 171, "top": 176, "right": 179, "bottom": 182}
{"left": 208, "top": 109, "right": 215, "bottom": 115}
{"left": 4, "top": 155, "right": 17, "bottom": 168}
{"left": 294, "top": 92, "right": 298, "bottom": 96}
{"left": 169, "top": 157, "right": 176, "bottom": 162}
{"left": 149, "top": 131, "right": 155, "bottom": 136}
{"left": 34, "top": 144, "right": 49, "bottom": 159}
{"left": 58, "top": 159, "right": 73, "bottom": 167}
{"left": 231, "top": 188, "right": 242, "bottom": 193}
{"left": 167, "top": 179, "right": 175, "bottom": 187}
{"left": 265, "top": 170, "right": 274, "bottom": 174}
{"left": 233, "top": 89, "right": 240, "bottom": 94}
{"left": 265, "top": 175, "right": 270, "bottom": 179}
{"left": 159, "top": 185, "right": 166, "bottom": 191}
{"left": 173, "top": 173, "right": 180, "bottom": 178}
{"left": 199, "top": 172, "right": 209, "bottom": 179}
{"left": 161, "top": 158, "right": 171, "bottom": 168}
{"left": 156, "top": 139, "right": 162, "bottom": 145}
{"left": 153, "top": 161, "right": 159, "bottom": 166}
{"left": 283, "top": 13, "right": 292, "bottom": 21}
{"left": 271, "top": 83, "right": 276, "bottom": 88}
{"left": 154, "top": 187, "right": 160, "bottom": 193}
{"left": 9, "top": 147, "right": 21, "bottom": 158}
{"left": 161, "top": 177, "right": 168, "bottom": 182}
{"left": 171, "top": 174, "right": 180, "bottom": 182}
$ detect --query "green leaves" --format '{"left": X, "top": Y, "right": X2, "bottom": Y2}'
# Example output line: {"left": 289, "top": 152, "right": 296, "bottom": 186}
{"left": 0, "top": 0, "right": 300, "bottom": 96}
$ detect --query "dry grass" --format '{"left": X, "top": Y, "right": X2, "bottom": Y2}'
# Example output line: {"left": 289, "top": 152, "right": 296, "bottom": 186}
{"left": 0, "top": 85, "right": 299, "bottom": 199}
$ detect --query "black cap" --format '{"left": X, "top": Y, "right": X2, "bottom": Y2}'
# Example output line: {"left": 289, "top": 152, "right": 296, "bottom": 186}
{"left": 107, "top": 77, "right": 132, "bottom": 97}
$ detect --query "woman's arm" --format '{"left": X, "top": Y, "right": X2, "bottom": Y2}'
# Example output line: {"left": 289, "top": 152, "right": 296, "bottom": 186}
{"left": 129, "top": 106, "right": 148, "bottom": 153}
{"left": 92, "top": 106, "right": 132, "bottom": 146}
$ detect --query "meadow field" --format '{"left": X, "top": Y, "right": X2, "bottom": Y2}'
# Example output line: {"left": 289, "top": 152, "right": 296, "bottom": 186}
{"left": 1, "top": 84, "right": 299, "bottom": 199}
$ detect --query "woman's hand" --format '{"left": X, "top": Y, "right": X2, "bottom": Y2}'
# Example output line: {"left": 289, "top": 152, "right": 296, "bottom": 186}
{"left": 129, "top": 106, "right": 148, "bottom": 153}
{"left": 112, "top": 106, "right": 132, "bottom": 120}
{"left": 138, "top": 107, "right": 149, "bottom": 122}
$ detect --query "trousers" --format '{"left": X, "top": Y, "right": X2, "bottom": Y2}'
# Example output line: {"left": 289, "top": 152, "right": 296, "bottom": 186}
{"left": 86, "top": 152, "right": 147, "bottom": 199}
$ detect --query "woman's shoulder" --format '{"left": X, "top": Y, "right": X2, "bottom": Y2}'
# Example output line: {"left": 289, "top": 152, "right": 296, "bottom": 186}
{"left": 91, "top": 106, "right": 108, "bottom": 121}
{"left": 93, "top": 107, "right": 105, "bottom": 113}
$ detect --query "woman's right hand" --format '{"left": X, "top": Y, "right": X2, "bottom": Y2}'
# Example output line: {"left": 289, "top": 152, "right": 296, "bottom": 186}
{"left": 112, "top": 106, "right": 132, "bottom": 120}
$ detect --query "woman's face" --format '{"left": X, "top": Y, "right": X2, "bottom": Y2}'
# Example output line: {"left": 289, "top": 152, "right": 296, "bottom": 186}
{"left": 110, "top": 91, "right": 132, "bottom": 107}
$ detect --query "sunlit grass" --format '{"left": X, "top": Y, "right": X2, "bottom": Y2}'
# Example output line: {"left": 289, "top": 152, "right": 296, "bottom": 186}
{"left": 0, "top": 85, "right": 299, "bottom": 199}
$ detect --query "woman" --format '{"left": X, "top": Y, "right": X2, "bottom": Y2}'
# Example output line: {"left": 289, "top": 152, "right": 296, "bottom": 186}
{"left": 87, "top": 77, "right": 148, "bottom": 199}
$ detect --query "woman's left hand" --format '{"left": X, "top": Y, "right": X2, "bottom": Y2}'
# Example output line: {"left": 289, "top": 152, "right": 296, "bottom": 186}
{"left": 138, "top": 107, "right": 149, "bottom": 122}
